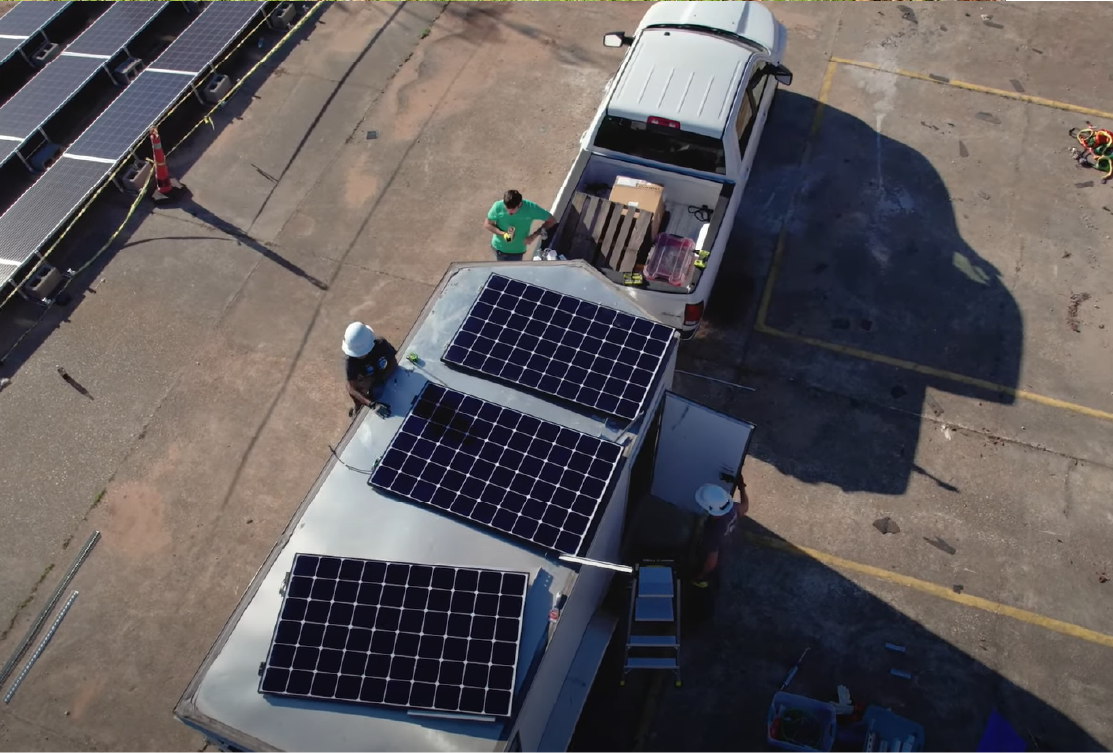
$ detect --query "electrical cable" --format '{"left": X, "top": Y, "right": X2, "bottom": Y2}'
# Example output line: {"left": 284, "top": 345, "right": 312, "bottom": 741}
{"left": 328, "top": 444, "right": 376, "bottom": 476}
{"left": 688, "top": 205, "right": 712, "bottom": 223}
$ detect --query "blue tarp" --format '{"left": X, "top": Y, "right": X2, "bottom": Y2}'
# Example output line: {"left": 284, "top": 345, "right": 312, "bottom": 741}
{"left": 976, "top": 709, "right": 1026, "bottom": 752}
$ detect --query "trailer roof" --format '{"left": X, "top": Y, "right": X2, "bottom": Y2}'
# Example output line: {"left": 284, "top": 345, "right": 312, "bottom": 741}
{"left": 176, "top": 261, "right": 671, "bottom": 752}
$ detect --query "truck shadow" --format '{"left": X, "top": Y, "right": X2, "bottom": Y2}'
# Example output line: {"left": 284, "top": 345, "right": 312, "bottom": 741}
{"left": 572, "top": 516, "right": 1104, "bottom": 752}
{"left": 689, "top": 89, "right": 1023, "bottom": 495}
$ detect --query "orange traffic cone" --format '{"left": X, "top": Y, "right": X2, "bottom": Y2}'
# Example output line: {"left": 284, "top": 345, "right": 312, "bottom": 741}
{"left": 149, "top": 127, "right": 183, "bottom": 202}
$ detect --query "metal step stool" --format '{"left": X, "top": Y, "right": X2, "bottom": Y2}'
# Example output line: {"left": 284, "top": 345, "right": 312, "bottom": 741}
{"left": 621, "top": 561, "right": 681, "bottom": 687}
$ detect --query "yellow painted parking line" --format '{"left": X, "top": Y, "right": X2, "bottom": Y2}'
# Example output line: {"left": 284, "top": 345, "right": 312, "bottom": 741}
{"left": 753, "top": 58, "right": 1113, "bottom": 424}
{"left": 831, "top": 57, "right": 1113, "bottom": 121}
{"left": 755, "top": 322, "right": 1113, "bottom": 423}
{"left": 744, "top": 530, "right": 1113, "bottom": 651}
{"left": 755, "top": 60, "right": 837, "bottom": 330}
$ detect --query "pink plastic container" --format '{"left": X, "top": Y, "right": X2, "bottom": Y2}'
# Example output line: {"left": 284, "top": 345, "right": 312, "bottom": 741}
{"left": 644, "top": 234, "right": 695, "bottom": 287}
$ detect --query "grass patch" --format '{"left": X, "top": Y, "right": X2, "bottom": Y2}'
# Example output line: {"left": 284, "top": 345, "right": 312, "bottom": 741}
{"left": 420, "top": 27, "right": 431, "bottom": 39}
{"left": 0, "top": 562, "right": 55, "bottom": 642}
{"left": 88, "top": 488, "right": 106, "bottom": 513}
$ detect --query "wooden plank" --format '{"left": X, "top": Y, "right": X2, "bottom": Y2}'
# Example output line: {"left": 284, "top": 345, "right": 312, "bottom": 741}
{"left": 567, "top": 196, "right": 603, "bottom": 263}
{"left": 554, "top": 192, "right": 589, "bottom": 256}
{"left": 589, "top": 200, "right": 616, "bottom": 268}
{"left": 598, "top": 203, "right": 628, "bottom": 271}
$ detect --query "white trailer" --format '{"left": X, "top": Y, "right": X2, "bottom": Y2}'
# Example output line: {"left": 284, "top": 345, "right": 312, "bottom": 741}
{"left": 175, "top": 261, "right": 755, "bottom": 752}
{"left": 545, "top": 1, "right": 792, "bottom": 337}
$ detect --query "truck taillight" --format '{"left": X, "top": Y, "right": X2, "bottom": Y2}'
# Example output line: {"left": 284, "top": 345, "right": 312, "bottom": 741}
{"left": 647, "top": 116, "right": 680, "bottom": 129}
{"left": 683, "top": 301, "right": 704, "bottom": 327}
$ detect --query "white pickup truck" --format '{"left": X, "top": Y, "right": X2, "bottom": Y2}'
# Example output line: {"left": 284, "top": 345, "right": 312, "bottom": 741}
{"left": 545, "top": 1, "right": 791, "bottom": 337}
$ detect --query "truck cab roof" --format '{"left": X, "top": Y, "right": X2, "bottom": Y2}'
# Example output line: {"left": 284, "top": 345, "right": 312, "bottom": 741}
{"left": 605, "top": 28, "right": 755, "bottom": 139}
{"left": 636, "top": 0, "right": 778, "bottom": 53}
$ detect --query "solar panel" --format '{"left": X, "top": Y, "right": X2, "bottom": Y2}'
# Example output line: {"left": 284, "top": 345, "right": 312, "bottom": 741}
{"left": 0, "top": 37, "right": 21, "bottom": 66}
{"left": 443, "top": 274, "right": 673, "bottom": 422}
{"left": 0, "top": 1, "right": 71, "bottom": 37}
{"left": 370, "top": 383, "right": 622, "bottom": 556}
{"left": 0, "top": 157, "right": 111, "bottom": 284}
{"left": 66, "top": 71, "right": 190, "bottom": 161}
{"left": 63, "top": 1, "right": 166, "bottom": 58}
{"left": 0, "top": 140, "right": 17, "bottom": 167}
{"left": 259, "top": 554, "right": 529, "bottom": 718}
{"left": 151, "top": 1, "right": 264, "bottom": 74}
{"left": 0, "top": 55, "right": 103, "bottom": 140}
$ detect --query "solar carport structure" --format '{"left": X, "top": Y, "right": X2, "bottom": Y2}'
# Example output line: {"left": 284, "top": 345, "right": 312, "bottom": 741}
{"left": 0, "top": 2, "right": 169, "bottom": 170}
{"left": 0, "top": 1, "right": 72, "bottom": 67}
{"left": 0, "top": 1, "right": 266, "bottom": 295}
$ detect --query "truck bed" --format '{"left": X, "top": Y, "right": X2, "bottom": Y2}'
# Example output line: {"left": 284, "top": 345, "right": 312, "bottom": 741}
{"left": 551, "top": 153, "right": 731, "bottom": 293}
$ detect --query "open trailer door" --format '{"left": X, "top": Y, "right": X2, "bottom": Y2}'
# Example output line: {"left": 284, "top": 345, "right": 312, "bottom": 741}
{"left": 650, "top": 392, "right": 755, "bottom": 514}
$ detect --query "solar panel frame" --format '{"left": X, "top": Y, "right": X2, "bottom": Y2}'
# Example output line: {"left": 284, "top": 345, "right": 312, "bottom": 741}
{"left": 150, "top": 1, "right": 264, "bottom": 74}
{"left": 65, "top": 71, "right": 191, "bottom": 161}
{"left": 259, "top": 554, "right": 529, "bottom": 719}
{"left": 62, "top": 1, "right": 166, "bottom": 58}
{"left": 443, "top": 274, "right": 674, "bottom": 422}
{"left": 0, "top": 157, "right": 111, "bottom": 284}
{"left": 0, "top": 54, "right": 103, "bottom": 140}
{"left": 0, "top": 1, "right": 71, "bottom": 37}
{"left": 370, "top": 383, "right": 623, "bottom": 557}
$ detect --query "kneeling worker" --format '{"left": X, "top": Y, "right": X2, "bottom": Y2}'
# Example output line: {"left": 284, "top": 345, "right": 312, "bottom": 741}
{"left": 691, "top": 477, "right": 750, "bottom": 589}
{"left": 342, "top": 321, "right": 397, "bottom": 417}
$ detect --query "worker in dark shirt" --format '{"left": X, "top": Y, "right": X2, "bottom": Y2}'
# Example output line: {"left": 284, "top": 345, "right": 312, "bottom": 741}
{"left": 342, "top": 321, "right": 397, "bottom": 417}
{"left": 691, "top": 477, "right": 750, "bottom": 589}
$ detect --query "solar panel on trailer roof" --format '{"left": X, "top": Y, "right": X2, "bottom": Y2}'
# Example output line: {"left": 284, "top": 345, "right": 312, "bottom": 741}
{"left": 151, "top": 1, "right": 264, "bottom": 74}
{"left": 0, "top": 55, "right": 103, "bottom": 141}
{"left": 62, "top": 1, "right": 166, "bottom": 58}
{"left": 370, "top": 383, "right": 623, "bottom": 557}
{"left": 0, "top": 157, "right": 112, "bottom": 284}
{"left": 0, "top": 1, "right": 71, "bottom": 37}
{"left": 65, "top": 71, "right": 191, "bottom": 161}
{"left": 443, "top": 274, "right": 673, "bottom": 422}
{"left": 259, "top": 554, "right": 529, "bottom": 718}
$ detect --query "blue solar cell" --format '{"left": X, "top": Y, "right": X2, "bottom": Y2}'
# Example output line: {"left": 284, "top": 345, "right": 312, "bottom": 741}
{"left": 0, "top": 1, "right": 71, "bottom": 37}
{"left": 66, "top": 71, "right": 190, "bottom": 161}
{"left": 260, "top": 554, "right": 528, "bottom": 718}
{"left": 63, "top": 1, "right": 166, "bottom": 57}
{"left": 443, "top": 274, "right": 673, "bottom": 421}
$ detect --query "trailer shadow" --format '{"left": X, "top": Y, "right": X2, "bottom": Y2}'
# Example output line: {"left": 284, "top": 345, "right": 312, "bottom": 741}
{"left": 689, "top": 89, "right": 1022, "bottom": 495}
{"left": 572, "top": 516, "right": 1104, "bottom": 752}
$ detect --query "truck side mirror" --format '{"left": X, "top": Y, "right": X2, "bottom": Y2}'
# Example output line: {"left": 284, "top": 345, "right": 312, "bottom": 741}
{"left": 772, "top": 64, "right": 793, "bottom": 87}
{"left": 603, "top": 31, "right": 632, "bottom": 48}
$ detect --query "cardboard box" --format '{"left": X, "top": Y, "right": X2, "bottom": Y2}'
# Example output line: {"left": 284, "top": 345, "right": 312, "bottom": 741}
{"left": 609, "top": 177, "right": 664, "bottom": 239}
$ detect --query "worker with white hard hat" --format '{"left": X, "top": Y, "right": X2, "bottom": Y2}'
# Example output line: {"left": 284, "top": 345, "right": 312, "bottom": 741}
{"left": 691, "top": 474, "right": 750, "bottom": 589}
{"left": 342, "top": 321, "right": 397, "bottom": 417}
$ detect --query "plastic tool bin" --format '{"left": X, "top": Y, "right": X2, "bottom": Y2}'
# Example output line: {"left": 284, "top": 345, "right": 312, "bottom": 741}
{"left": 767, "top": 691, "right": 838, "bottom": 752}
{"left": 644, "top": 234, "right": 695, "bottom": 287}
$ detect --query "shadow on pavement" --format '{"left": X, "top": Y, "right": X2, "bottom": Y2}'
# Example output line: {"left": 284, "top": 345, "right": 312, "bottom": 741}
{"left": 691, "top": 88, "right": 1022, "bottom": 495}
{"left": 572, "top": 512, "right": 1102, "bottom": 752}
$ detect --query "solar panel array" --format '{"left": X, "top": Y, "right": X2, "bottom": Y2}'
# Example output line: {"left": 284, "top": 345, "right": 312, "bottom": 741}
{"left": 0, "top": 1, "right": 269, "bottom": 292}
{"left": 0, "top": 55, "right": 103, "bottom": 138}
{"left": 0, "top": 158, "right": 112, "bottom": 282}
{"left": 370, "top": 383, "right": 623, "bottom": 557}
{"left": 62, "top": 1, "right": 165, "bottom": 58}
{"left": 0, "top": 1, "right": 71, "bottom": 37}
{"left": 0, "top": 1, "right": 72, "bottom": 66}
{"left": 151, "top": 2, "right": 263, "bottom": 74}
{"left": 443, "top": 274, "right": 673, "bottom": 421}
{"left": 259, "top": 554, "right": 528, "bottom": 718}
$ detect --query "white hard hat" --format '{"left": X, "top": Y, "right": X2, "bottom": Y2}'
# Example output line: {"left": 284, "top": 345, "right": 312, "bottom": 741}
{"left": 342, "top": 322, "right": 376, "bottom": 357}
{"left": 695, "top": 483, "right": 733, "bottom": 517}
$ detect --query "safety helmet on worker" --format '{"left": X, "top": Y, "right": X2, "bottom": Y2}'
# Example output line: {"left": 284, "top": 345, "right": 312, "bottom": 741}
{"left": 342, "top": 322, "right": 376, "bottom": 358}
{"left": 695, "top": 483, "right": 733, "bottom": 517}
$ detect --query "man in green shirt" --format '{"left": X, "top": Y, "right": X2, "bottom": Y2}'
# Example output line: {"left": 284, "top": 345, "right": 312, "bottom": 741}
{"left": 483, "top": 189, "right": 557, "bottom": 261}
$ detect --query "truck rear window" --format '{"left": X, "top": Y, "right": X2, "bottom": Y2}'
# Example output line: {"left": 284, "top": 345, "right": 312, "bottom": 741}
{"left": 594, "top": 116, "right": 726, "bottom": 175}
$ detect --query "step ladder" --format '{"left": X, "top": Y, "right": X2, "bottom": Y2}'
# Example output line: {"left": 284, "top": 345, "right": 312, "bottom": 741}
{"left": 621, "top": 561, "right": 681, "bottom": 687}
